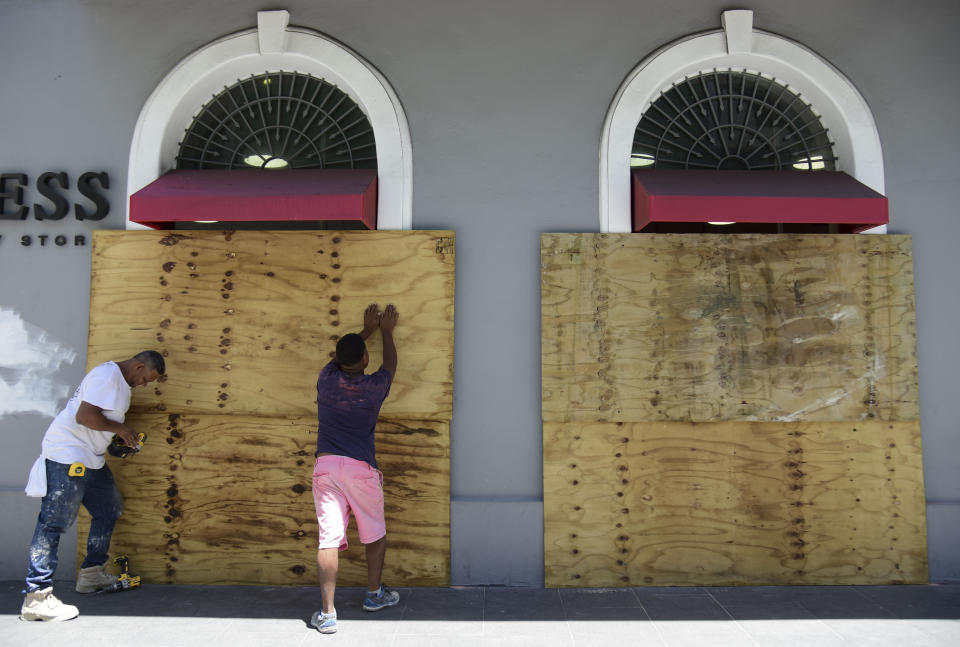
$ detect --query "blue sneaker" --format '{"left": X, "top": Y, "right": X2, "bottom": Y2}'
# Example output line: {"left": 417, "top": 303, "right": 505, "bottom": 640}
{"left": 310, "top": 609, "right": 337, "bottom": 634}
{"left": 362, "top": 585, "right": 400, "bottom": 611}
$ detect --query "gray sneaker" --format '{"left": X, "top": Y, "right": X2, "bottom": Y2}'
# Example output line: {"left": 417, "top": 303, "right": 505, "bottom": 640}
{"left": 76, "top": 564, "right": 118, "bottom": 593}
{"left": 363, "top": 585, "right": 400, "bottom": 611}
{"left": 21, "top": 587, "right": 79, "bottom": 622}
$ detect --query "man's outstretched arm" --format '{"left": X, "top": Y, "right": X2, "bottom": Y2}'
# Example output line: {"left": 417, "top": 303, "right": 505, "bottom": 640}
{"left": 379, "top": 304, "right": 398, "bottom": 377}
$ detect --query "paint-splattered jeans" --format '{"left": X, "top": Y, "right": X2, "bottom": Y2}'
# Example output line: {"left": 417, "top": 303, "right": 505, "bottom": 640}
{"left": 25, "top": 459, "right": 123, "bottom": 592}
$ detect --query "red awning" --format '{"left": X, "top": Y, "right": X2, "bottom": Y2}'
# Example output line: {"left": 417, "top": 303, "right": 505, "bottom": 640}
{"left": 130, "top": 169, "right": 378, "bottom": 230}
{"left": 632, "top": 170, "right": 888, "bottom": 233}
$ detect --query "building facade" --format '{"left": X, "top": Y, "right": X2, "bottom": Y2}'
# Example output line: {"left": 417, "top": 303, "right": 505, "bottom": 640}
{"left": 1, "top": 0, "right": 958, "bottom": 584}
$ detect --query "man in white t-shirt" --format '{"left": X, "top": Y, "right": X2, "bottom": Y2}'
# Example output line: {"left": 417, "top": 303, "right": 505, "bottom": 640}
{"left": 20, "top": 351, "right": 165, "bottom": 622}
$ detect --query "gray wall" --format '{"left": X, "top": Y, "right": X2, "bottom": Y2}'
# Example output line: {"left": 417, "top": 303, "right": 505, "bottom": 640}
{"left": 1, "top": 0, "right": 958, "bottom": 585}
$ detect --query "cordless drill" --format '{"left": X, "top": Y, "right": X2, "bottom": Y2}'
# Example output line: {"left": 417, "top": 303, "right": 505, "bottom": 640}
{"left": 100, "top": 555, "right": 141, "bottom": 593}
{"left": 107, "top": 432, "right": 147, "bottom": 458}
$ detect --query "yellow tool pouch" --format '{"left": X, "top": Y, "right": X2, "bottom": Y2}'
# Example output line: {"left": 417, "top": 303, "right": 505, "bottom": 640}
{"left": 68, "top": 462, "right": 86, "bottom": 477}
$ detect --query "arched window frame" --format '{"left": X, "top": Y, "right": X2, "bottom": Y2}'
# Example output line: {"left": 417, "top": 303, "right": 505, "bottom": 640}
{"left": 600, "top": 10, "right": 884, "bottom": 233}
{"left": 127, "top": 11, "right": 412, "bottom": 230}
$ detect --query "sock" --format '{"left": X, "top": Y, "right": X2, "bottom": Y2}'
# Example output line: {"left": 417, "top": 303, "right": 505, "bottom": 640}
{"left": 368, "top": 585, "right": 383, "bottom": 596}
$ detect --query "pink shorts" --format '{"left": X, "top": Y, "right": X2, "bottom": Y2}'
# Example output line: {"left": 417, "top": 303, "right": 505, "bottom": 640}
{"left": 312, "top": 455, "right": 386, "bottom": 551}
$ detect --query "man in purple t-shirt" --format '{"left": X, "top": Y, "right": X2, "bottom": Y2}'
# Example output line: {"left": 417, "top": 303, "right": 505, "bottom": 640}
{"left": 310, "top": 303, "right": 399, "bottom": 634}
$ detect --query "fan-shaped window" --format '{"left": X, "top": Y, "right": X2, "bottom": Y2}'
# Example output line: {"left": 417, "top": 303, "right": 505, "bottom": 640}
{"left": 176, "top": 71, "right": 376, "bottom": 171}
{"left": 632, "top": 70, "right": 835, "bottom": 172}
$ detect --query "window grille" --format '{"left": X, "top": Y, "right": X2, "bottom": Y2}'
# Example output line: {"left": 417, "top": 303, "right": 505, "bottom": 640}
{"left": 632, "top": 70, "right": 835, "bottom": 171}
{"left": 176, "top": 71, "right": 376, "bottom": 171}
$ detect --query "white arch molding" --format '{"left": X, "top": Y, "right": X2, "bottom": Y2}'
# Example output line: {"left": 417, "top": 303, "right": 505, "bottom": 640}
{"left": 600, "top": 10, "right": 885, "bottom": 233}
{"left": 127, "top": 11, "right": 412, "bottom": 230}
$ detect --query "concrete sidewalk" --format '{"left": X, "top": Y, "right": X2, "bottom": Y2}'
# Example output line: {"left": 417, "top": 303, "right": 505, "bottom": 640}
{"left": 2, "top": 581, "right": 958, "bottom": 646}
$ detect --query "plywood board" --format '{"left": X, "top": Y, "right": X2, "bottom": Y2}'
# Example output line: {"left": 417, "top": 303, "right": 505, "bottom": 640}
{"left": 79, "top": 415, "right": 449, "bottom": 586}
{"left": 87, "top": 230, "right": 455, "bottom": 420}
{"left": 544, "top": 420, "right": 927, "bottom": 587}
{"left": 83, "top": 230, "right": 452, "bottom": 586}
{"left": 542, "top": 233, "right": 918, "bottom": 423}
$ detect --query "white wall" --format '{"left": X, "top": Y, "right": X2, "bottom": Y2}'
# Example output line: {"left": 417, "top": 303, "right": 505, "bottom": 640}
{"left": 1, "top": 0, "right": 958, "bottom": 584}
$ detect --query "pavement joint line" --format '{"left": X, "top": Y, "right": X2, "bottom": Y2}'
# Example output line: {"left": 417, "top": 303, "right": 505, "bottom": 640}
{"left": 705, "top": 589, "right": 762, "bottom": 647}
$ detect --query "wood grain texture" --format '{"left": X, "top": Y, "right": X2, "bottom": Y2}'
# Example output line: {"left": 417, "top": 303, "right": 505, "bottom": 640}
{"left": 79, "top": 415, "right": 449, "bottom": 586}
{"left": 82, "top": 230, "right": 452, "bottom": 586}
{"left": 542, "top": 233, "right": 918, "bottom": 423}
{"left": 544, "top": 420, "right": 927, "bottom": 587}
{"left": 87, "top": 230, "right": 455, "bottom": 420}
{"left": 542, "top": 233, "right": 926, "bottom": 586}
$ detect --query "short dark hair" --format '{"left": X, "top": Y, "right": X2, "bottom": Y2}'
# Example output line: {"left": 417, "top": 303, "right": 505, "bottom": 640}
{"left": 335, "top": 334, "right": 366, "bottom": 367}
{"left": 136, "top": 350, "right": 166, "bottom": 376}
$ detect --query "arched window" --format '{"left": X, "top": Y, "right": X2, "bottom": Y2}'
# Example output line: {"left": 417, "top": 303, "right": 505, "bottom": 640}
{"left": 600, "top": 10, "right": 884, "bottom": 233}
{"left": 127, "top": 11, "right": 411, "bottom": 230}
{"left": 176, "top": 71, "right": 377, "bottom": 172}
{"left": 631, "top": 70, "right": 836, "bottom": 172}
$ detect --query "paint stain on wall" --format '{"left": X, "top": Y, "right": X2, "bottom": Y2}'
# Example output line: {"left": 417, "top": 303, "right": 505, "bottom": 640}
{"left": 0, "top": 308, "right": 78, "bottom": 418}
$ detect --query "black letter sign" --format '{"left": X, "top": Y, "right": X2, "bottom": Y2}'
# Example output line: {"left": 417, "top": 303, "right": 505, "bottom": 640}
{"left": 75, "top": 171, "right": 110, "bottom": 221}
{"left": 0, "top": 174, "right": 28, "bottom": 220}
{"left": 34, "top": 171, "right": 70, "bottom": 220}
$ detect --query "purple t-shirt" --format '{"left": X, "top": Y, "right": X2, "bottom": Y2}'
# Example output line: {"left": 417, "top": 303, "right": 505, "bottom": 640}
{"left": 315, "top": 361, "right": 393, "bottom": 468}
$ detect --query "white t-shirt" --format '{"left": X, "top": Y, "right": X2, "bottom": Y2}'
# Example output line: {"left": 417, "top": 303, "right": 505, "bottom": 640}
{"left": 41, "top": 361, "right": 132, "bottom": 469}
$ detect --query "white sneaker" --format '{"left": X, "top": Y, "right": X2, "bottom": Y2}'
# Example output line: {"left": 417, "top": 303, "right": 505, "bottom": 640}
{"left": 20, "top": 587, "right": 79, "bottom": 621}
{"left": 76, "top": 564, "right": 118, "bottom": 593}
{"left": 310, "top": 609, "right": 338, "bottom": 634}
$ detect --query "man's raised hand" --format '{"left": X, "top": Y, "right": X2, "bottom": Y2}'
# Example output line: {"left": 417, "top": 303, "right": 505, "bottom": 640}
{"left": 380, "top": 304, "right": 399, "bottom": 334}
{"left": 362, "top": 303, "right": 380, "bottom": 338}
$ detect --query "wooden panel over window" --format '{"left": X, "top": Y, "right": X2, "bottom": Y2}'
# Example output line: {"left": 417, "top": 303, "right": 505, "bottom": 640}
{"left": 82, "top": 229, "right": 454, "bottom": 586}
{"left": 542, "top": 233, "right": 917, "bottom": 424}
{"left": 542, "top": 232, "right": 925, "bottom": 586}
{"left": 87, "top": 230, "right": 453, "bottom": 420}
{"left": 82, "top": 415, "right": 449, "bottom": 586}
{"left": 544, "top": 420, "right": 927, "bottom": 586}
